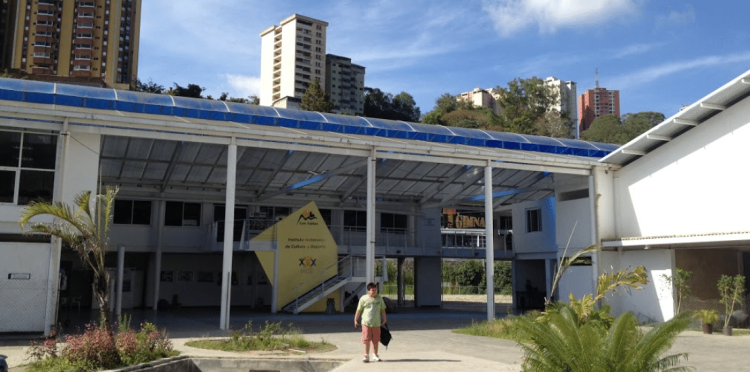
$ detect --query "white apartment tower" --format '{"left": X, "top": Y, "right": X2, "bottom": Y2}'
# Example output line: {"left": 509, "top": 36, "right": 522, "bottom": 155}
{"left": 457, "top": 88, "right": 502, "bottom": 115}
{"left": 544, "top": 77, "right": 578, "bottom": 138}
{"left": 259, "top": 14, "right": 328, "bottom": 108}
{"left": 325, "top": 54, "right": 365, "bottom": 115}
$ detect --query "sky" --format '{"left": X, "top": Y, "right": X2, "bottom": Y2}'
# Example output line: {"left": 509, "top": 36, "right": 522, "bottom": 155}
{"left": 138, "top": 0, "right": 750, "bottom": 119}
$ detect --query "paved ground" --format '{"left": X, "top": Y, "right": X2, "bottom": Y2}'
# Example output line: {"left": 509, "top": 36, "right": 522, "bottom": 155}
{"left": 1, "top": 301, "right": 748, "bottom": 371}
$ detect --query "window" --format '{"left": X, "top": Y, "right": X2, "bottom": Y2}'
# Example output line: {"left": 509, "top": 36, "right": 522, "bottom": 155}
{"left": 73, "top": 65, "right": 91, "bottom": 71}
{"left": 0, "top": 131, "right": 57, "bottom": 205}
{"left": 165, "top": 201, "right": 201, "bottom": 226}
{"left": 344, "top": 210, "right": 366, "bottom": 232}
{"left": 258, "top": 206, "right": 290, "bottom": 221}
{"left": 381, "top": 213, "right": 407, "bottom": 234}
{"left": 114, "top": 200, "right": 152, "bottom": 225}
{"left": 77, "top": 12, "right": 94, "bottom": 17}
{"left": 526, "top": 208, "right": 542, "bottom": 233}
{"left": 318, "top": 208, "right": 332, "bottom": 227}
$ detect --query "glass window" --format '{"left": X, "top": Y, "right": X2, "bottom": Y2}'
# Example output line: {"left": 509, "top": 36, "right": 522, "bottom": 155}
{"left": 0, "top": 131, "right": 21, "bottom": 167}
{"left": 18, "top": 170, "right": 54, "bottom": 204}
{"left": 22, "top": 133, "right": 57, "bottom": 169}
{"left": 526, "top": 208, "right": 542, "bottom": 233}
{"left": 0, "top": 131, "right": 57, "bottom": 205}
{"left": 344, "top": 210, "right": 366, "bottom": 232}
{"left": 0, "top": 170, "right": 15, "bottom": 203}
{"left": 381, "top": 213, "right": 407, "bottom": 233}
{"left": 165, "top": 201, "right": 201, "bottom": 226}
{"left": 114, "top": 200, "right": 152, "bottom": 225}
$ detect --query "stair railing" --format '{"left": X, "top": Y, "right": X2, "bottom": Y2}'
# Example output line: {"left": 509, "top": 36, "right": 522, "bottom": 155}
{"left": 291, "top": 255, "right": 353, "bottom": 311}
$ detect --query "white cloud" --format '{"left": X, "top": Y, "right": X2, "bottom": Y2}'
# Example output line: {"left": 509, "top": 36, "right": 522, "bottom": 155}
{"left": 656, "top": 5, "right": 695, "bottom": 29}
{"left": 224, "top": 74, "right": 261, "bottom": 98}
{"left": 482, "top": 0, "right": 639, "bottom": 37}
{"left": 611, "top": 52, "right": 750, "bottom": 89}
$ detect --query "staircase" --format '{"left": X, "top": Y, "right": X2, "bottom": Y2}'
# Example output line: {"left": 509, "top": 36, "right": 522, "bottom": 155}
{"left": 282, "top": 275, "right": 352, "bottom": 314}
{"left": 281, "top": 255, "right": 386, "bottom": 314}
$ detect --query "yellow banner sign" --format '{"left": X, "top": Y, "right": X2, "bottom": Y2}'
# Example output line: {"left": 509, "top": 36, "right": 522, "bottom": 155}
{"left": 255, "top": 201, "right": 340, "bottom": 312}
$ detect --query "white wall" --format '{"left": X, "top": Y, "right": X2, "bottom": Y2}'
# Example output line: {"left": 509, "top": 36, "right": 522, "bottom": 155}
{"left": 605, "top": 249, "right": 675, "bottom": 322}
{"left": 0, "top": 243, "right": 52, "bottom": 332}
{"left": 614, "top": 99, "right": 750, "bottom": 238}
{"left": 513, "top": 198, "right": 557, "bottom": 255}
{"left": 60, "top": 132, "right": 101, "bottom": 205}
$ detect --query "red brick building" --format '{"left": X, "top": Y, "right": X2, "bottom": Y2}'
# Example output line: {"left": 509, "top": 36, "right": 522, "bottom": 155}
{"left": 577, "top": 87, "right": 620, "bottom": 137}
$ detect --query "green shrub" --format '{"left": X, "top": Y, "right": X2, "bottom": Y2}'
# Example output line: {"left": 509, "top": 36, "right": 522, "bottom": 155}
{"left": 26, "top": 319, "right": 175, "bottom": 372}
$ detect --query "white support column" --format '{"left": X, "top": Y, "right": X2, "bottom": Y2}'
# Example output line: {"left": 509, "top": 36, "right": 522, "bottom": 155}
{"left": 271, "top": 229, "right": 279, "bottom": 314}
{"left": 45, "top": 119, "right": 70, "bottom": 335}
{"left": 116, "top": 245, "right": 124, "bottom": 317}
{"left": 366, "top": 152, "right": 376, "bottom": 284}
{"left": 220, "top": 141, "right": 237, "bottom": 330}
{"left": 152, "top": 199, "right": 165, "bottom": 310}
{"left": 484, "top": 165, "right": 495, "bottom": 321}
{"left": 588, "top": 174, "right": 599, "bottom": 295}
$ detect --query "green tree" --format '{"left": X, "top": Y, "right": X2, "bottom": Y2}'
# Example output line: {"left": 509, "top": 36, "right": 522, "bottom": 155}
{"left": 583, "top": 112, "right": 665, "bottom": 144}
{"left": 422, "top": 93, "right": 466, "bottom": 125}
{"left": 717, "top": 274, "right": 745, "bottom": 328}
{"left": 248, "top": 95, "right": 260, "bottom": 105}
{"left": 299, "top": 78, "right": 334, "bottom": 113}
{"left": 582, "top": 114, "right": 624, "bottom": 143}
{"left": 442, "top": 109, "right": 493, "bottom": 128}
{"left": 19, "top": 187, "right": 119, "bottom": 328}
{"left": 170, "top": 83, "right": 205, "bottom": 98}
{"left": 516, "top": 305, "right": 692, "bottom": 372}
{"left": 495, "top": 77, "right": 561, "bottom": 136}
{"left": 662, "top": 268, "right": 692, "bottom": 314}
{"left": 364, "top": 88, "right": 421, "bottom": 121}
{"left": 135, "top": 78, "right": 165, "bottom": 94}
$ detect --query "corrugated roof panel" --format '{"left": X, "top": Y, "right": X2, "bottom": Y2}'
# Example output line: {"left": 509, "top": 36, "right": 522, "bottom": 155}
{"left": 56, "top": 84, "right": 116, "bottom": 110}
{"left": 115, "top": 90, "right": 176, "bottom": 114}
{"left": 149, "top": 140, "right": 178, "bottom": 161}
{"left": 0, "top": 77, "right": 618, "bottom": 160}
{"left": 172, "top": 96, "right": 229, "bottom": 120}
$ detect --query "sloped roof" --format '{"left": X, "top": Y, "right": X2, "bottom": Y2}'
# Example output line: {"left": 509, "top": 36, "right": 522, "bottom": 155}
{"left": 601, "top": 68, "right": 750, "bottom": 165}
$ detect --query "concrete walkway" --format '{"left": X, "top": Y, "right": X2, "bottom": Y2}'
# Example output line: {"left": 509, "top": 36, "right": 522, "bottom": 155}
{"left": 1, "top": 307, "right": 748, "bottom": 371}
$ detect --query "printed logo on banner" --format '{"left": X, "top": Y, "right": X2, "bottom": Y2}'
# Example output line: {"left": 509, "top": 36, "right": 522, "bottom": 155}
{"left": 297, "top": 210, "right": 319, "bottom": 225}
{"left": 299, "top": 256, "right": 317, "bottom": 273}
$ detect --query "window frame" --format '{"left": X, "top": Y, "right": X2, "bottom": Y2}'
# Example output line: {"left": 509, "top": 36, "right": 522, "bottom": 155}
{"left": 164, "top": 201, "right": 201, "bottom": 227}
{"left": 526, "top": 208, "right": 542, "bottom": 233}
{"left": 0, "top": 130, "right": 57, "bottom": 205}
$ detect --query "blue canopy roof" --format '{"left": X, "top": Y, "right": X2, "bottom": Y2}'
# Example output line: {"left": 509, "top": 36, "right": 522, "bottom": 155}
{"left": 0, "top": 78, "right": 618, "bottom": 158}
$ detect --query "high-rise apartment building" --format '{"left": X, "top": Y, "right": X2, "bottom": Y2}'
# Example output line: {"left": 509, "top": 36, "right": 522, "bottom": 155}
{"left": 545, "top": 77, "right": 578, "bottom": 138}
{"left": 259, "top": 14, "right": 328, "bottom": 109}
{"left": 577, "top": 87, "right": 620, "bottom": 136}
{"left": 325, "top": 54, "right": 364, "bottom": 115}
{"left": 0, "top": 0, "right": 141, "bottom": 89}
{"left": 456, "top": 87, "right": 502, "bottom": 115}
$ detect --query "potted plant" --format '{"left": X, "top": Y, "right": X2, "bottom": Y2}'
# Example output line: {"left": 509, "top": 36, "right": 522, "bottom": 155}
{"left": 693, "top": 309, "right": 719, "bottom": 334}
{"left": 717, "top": 274, "right": 745, "bottom": 336}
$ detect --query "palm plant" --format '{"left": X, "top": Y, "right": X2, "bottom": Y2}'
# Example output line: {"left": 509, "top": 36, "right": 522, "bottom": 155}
{"left": 516, "top": 304, "right": 693, "bottom": 372}
{"left": 19, "top": 187, "right": 118, "bottom": 327}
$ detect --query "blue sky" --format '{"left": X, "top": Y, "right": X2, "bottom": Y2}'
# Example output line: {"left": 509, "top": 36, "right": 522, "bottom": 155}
{"left": 139, "top": 0, "right": 750, "bottom": 119}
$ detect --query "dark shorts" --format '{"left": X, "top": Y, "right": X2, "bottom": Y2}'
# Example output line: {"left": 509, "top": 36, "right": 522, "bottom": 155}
{"left": 361, "top": 325, "right": 381, "bottom": 344}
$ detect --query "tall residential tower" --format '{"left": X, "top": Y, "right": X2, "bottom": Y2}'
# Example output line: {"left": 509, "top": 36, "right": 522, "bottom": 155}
{"left": 325, "top": 54, "right": 365, "bottom": 115}
{"left": 577, "top": 87, "right": 620, "bottom": 136}
{"left": 259, "top": 14, "right": 328, "bottom": 109}
{"left": 1, "top": 0, "right": 141, "bottom": 89}
{"left": 545, "top": 77, "right": 578, "bottom": 138}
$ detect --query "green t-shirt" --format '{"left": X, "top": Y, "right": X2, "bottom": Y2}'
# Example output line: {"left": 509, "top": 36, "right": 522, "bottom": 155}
{"left": 357, "top": 294, "right": 386, "bottom": 327}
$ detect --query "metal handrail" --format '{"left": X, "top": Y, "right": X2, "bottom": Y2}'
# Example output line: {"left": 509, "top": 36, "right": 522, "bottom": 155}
{"left": 288, "top": 255, "right": 386, "bottom": 311}
{"left": 291, "top": 255, "right": 351, "bottom": 311}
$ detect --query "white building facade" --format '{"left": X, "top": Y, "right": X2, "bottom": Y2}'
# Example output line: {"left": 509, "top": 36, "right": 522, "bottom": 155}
{"left": 545, "top": 77, "right": 578, "bottom": 138}
{"left": 259, "top": 14, "right": 328, "bottom": 108}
